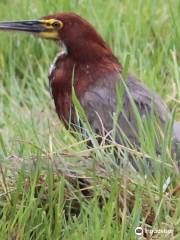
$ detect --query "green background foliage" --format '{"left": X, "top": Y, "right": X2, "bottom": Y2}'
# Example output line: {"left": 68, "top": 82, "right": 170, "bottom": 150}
{"left": 0, "top": 0, "right": 180, "bottom": 239}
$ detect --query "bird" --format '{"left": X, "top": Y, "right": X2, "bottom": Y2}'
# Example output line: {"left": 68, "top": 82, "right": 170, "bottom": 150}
{"left": 0, "top": 12, "right": 179, "bottom": 161}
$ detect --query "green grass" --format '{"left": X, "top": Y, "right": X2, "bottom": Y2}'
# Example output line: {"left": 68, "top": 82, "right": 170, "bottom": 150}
{"left": 0, "top": 0, "right": 180, "bottom": 239}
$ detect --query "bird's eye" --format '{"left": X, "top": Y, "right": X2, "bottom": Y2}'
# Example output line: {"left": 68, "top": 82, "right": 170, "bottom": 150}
{"left": 52, "top": 21, "right": 61, "bottom": 28}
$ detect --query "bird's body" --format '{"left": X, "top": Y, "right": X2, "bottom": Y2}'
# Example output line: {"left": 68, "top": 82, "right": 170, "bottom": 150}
{"left": 0, "top": 12, "right": 179, "bottom": 158}
{"left": 49, "top": 48, "right": 163, "bottom": 133}
{"left": 48, "top": 39, "right": 120, "bottom": 125}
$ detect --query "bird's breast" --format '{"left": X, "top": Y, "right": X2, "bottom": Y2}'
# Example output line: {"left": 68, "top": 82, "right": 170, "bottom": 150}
{"left": 48, "top": 54, "right": 60, "bottom": 79}
{"left": 48, "top": 54, "right": 76, "bottom": 123}
{"left": 48, "top": 54, "right": 120, "bottom": 127}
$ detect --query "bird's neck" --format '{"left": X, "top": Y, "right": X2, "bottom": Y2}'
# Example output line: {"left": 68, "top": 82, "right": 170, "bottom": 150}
{"left": 49, "top": 43, "right": 122, "bottom": 91}
{"left": 71, "top": 43, "right": 118, "bottom": 65}
{"left": 57, "top": 38, "right": 119, "bottom": 63}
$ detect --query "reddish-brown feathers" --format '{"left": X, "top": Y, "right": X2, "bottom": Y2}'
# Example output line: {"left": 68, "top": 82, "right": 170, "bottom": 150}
{"left": 47, "top": 13, "right": 180, "bottom": 158}
{"left": 47, "top": 13, "right": 121, "bottom": 121}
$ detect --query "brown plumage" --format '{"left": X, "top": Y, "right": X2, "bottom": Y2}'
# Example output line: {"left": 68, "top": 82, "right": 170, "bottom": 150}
{"left": 0, "top": 12, "right": 179, "bottom": 159}
{"left": 46, "top": 13, "right": 121, "bottom": 123}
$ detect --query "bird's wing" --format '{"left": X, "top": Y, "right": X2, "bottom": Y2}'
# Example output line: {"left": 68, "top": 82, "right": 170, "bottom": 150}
{"left": 80, "top": 74, "right": 118, "bottom": 135}
{"left": 126, "top": 75, "right": 169, "bottom": 122}
{"left": 80, "top": 74, "right": 179, "bottom": 147}
{"left": 127, "top": 76, "right": 180, "bottom": 148}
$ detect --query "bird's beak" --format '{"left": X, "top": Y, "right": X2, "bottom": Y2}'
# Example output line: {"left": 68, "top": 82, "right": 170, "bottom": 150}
{"left": 0, "top": 20, "right": 59, "bottom": 40}
{"left": 0, "top": 20, "right": 46, "bottom": 33}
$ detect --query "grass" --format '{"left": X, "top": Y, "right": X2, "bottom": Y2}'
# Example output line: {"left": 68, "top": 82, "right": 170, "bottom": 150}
{"left": 0, "top": 0, "right": 180, "bottom": 239}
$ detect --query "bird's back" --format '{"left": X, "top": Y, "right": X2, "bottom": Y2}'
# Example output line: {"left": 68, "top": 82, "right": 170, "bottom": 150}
{"left": 80, "top": 73, "right": 180, "bottom": 158}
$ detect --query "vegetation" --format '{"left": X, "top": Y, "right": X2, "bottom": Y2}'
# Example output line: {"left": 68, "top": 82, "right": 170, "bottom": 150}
{"left": 0, "top": 0, "right": 180, "bottom": 239}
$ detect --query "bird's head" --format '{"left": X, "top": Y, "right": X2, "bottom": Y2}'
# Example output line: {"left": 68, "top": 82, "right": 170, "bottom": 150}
{"left": 0, "top": 12, "right": 118, "bottom": 63}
